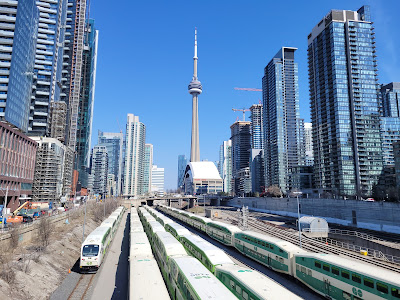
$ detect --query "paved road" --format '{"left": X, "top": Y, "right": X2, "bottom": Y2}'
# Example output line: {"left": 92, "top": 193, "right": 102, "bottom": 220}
{"left": 86, "top": 212, "right": 130, "bottom": 300}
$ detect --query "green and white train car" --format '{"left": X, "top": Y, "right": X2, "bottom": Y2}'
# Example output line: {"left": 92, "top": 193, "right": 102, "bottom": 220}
{"left": 165, "top": 222, "right": 191, "bottom": 241}
{"left": 99, "top": 217, "right": 117, "bottom": 237}
{"left": 190, "top": 215, "right": 211, "bottom": 232}
{"left": 206, "top": 220, "right": 241, "bottom": 246}
{"left": 80, "top": 226, "right": 112, "bottom": 272}
{"left": 180, "top": 234, "right": 235, "bottom": 273}
{"left": 168, "top": 256, "right": 236, "bottom": 300}
{"left": 215, "top": 264, "right": 302, "bottom": 300}
{"left": 152, "top": 231, "right": 188, "bottom": 291}
{"left": 130, "top": 232, "right": 153, "bottom": 258}
{"left": 294, "top": 253, "right": 400, "bottom": 300}
{"left": 234, "top": 230, "right": 307, "bottom": 275}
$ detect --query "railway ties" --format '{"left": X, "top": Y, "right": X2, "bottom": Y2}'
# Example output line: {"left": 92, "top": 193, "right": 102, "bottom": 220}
{"left": 67, "top": 274, "right": 95, "bottom": 300}
{"left": 222, "top": 210, "right": 400, "bottom": 273}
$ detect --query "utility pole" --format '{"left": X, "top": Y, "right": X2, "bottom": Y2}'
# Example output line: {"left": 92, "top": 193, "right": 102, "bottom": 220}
{"left": 2, "top": 186, "right": 8, "bottom": 230}
{"left": 82, "top": 196, "right": 87, "bottom": 244}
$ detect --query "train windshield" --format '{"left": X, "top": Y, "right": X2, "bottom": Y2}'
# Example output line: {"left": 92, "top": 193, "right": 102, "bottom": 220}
{"left": 82, "top": 244, "right": 99, "bottom": 257}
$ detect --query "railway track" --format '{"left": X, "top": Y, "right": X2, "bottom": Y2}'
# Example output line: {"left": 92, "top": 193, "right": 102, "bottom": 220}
{"left": 222, "top": 210, "right": 400, "bottom": 273}
{"left": 67, "top": 273, "right": 95, "bottom": 300}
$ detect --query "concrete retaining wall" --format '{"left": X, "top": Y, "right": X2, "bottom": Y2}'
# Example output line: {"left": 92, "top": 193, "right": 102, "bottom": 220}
{"left": 227, "top": 197, "right": 400, "bottom": 234}
{"left": 0, "top": 214, "right": 68, "bottom": 249}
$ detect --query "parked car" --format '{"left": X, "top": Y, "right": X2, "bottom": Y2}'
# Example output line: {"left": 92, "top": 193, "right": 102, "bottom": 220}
{"left": 21, "top": 215, "right": 33, "bottom": 223}
{"left": 365, "top": 198, "right": 375, "bottom": 202}
{"left": 33, "top": 211, "right": 41, "bottom": 219}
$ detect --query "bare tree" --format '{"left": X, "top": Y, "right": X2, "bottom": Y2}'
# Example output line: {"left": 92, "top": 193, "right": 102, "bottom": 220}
{"left": 9, "top": 226, "right": 20, "bottom": 249}
{"left": 38, "top": 218, "right": 52, "bottom": 247}
{"left": 267, "top": 185, "right": 282, "bottom": 198}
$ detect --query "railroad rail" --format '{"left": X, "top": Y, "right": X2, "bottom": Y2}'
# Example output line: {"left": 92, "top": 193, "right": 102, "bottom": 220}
{"left": 221, "top": 210, "right": 400, "bottom": 273}
{"left": 67, "top": 274, "right": 95, "bottom": 300}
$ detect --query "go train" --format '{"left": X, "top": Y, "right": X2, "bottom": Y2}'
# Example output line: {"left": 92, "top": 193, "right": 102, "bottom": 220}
{"left": 139, "top": 206, "right": 301, "bottom": 300}
{"left": 156, "top": 204, "right": 400, "bottom": 300}
{"left": 80, "top": 206, "right": 125, "bottom": 272}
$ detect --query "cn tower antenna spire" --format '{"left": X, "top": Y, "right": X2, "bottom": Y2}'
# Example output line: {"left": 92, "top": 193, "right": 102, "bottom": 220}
{"left": 188, "top": 27, "right": 202, "bottom": 162}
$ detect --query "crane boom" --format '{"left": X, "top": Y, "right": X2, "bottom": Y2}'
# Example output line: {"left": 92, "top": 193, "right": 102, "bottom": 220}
{"left": 232, "top": 108, "right": 250, "bottom": 121}
{"left": 234, "top": 87, "right": 262, "bottom": 92}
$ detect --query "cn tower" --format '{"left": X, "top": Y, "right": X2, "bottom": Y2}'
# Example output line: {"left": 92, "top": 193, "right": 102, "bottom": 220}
{"left": 188, "top": 28, "right": 202, "bottom": 162}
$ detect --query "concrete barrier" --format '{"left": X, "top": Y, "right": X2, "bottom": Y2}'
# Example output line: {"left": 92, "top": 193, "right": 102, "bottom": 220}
{"left": 227, "top": 197, "right": 400, "bottom": 234}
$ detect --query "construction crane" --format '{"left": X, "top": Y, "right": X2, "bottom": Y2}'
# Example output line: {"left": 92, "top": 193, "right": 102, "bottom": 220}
{"left": 234, "top": 87, "right": 262, "bottom": 92}
{"left": 232, "top": 108, "right": 250, "bottom": 121}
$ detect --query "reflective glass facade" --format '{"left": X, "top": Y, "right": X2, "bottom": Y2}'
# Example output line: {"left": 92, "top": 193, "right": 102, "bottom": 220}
{"left": 380, "top": 118, "right": 400, "bottom": 166}
{"left": 29, "top": 0, "right": 67, "bottom": 136}
{"left": 380, "top": 82, "right": 400, "bottom": 117}
{"left": 1, "top": 0, "right": 38, "bottom": 132}
{"left": 218, "top": 141, "right": 232, "bottom": 194}
{"left": 308, "top": 6, "right": 382, "bottom": 197}
{"left": 177, "top": 154, "right": 187, "bottom": 189}
{"left": 230, "top": 121, "right": 251, "bottom": 195}
{"left": 98, "top": 131, "right": 123, "bottom": 195}
{"left": 250, "top": 104, "right": 263, "bottom": 149}
{"left": 262, "top": 47, "right": 304, "bottom": 194}
{"left": 143, "top": 144, "right": 153, "bottom": 194}
{"left": 76, "top": 19, "right": 98, "bottom": 189}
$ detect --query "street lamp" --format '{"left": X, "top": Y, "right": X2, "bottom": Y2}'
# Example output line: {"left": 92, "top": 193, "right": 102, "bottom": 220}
{"left": 293, "top": 191, "right": 303, "bottom": 248}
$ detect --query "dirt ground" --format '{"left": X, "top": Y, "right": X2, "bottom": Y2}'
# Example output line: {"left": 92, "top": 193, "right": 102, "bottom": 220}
{"left": 0, "top": 203, "right": 115, "bottom": 300}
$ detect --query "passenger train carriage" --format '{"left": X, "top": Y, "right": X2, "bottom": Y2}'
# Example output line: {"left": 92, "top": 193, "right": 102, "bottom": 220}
{"left": 294, "top": 253, "right": 400, "bottom": 300}
{"left": 206, "top": 220, "right": 241, "bottom": 246}
{"left": 80, "top": 206, "right": 125, "bottom": 273}
{"left": 215, "top": 264, "right": 302, "bottom": 300}
{"left": 156, "top": 204, "right": 400, "bottom": 300}
{"left": 180, "top": 233, "right": 235, "bottom": 273}
{"left": 234, "top": 230, "right": 307, "bottom": 275}
{"left": 169, "top": 256, "right": 236, "bottom": 300}
{"left": 165, "top": 222, "right": 191, "bottom": 241}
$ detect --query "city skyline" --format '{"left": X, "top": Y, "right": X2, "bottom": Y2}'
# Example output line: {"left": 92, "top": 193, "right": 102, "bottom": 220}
{"left": 89, "top": 1, "right": 400, "bottom": 189}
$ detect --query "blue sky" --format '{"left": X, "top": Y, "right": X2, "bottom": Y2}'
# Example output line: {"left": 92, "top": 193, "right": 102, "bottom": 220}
{"left": 90, "top": 0, "right": 400, "bottom": 190}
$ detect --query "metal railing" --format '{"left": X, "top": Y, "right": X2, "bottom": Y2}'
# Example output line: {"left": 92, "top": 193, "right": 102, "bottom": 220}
{"left": 315, "top": 236, "right": 400, "bottom": 265}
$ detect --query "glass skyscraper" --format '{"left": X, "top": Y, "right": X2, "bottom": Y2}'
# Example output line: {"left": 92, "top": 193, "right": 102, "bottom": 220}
{"left": 381, "top": 83, "right": 400, "bottom": 118}
{"left": 98, "top": 131, "right": 124, "bottom": 195}
{"left": 262, "top": 47, "right": 304, "bottom": 194}
{"left": 0, "top": 0, "right": 38, "bottom": 132}
{"left": 308, "top": 6, "right": 382, "bottom": 197}
{"left": 230, "top": 121, "right": 251, "bottom": 195}
{"left": 177, "top": 154, "right": 187, "bottom": 189}
{"left": 75, "top": 19, "right": 98, "bottom": 189}
{"left": 218, "top": 141, "right": 232, "bottom": 194}
{"left": 29, "top": 0, "right": 67, "bottom": 136}
{"left": 123, "top": 114, "right": 146, "bottom": 196}
{"left": 250, "top": 104, "right": 263, "bottom": 149}
{"left": 143, "top": 144, "right": 153, "bottom": 194}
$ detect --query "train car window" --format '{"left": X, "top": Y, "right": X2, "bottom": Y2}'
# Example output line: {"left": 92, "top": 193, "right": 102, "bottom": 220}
{"left": 377, "top": 283, "right": 388, "bottom": 294}
{"left": 279, "top": 248, "right": 283, "bottom": 253}
{"left": 352, "top": 274, "right": 361, "bottom": 284}
{"left": 270, "top": 245, "right": 274, "bottom": 250}
{"left": 308, "top": 269, "right": 312, "bottom": 276}
{"left": 236, "top": 285, "right": 242, "bottom": 294}
{"left": 230, "top": 280, "right": 235, "bottom": 290}
{"left": 243, "top": 290, "right": 249, "bottom": 300}
{"left": 315, "top": 261, "right": 321, "bottom": 268}
{"left": 296, "top": 264, "right": 300, "bottom": 271}
{"left": 342, "top": 291, "right": 352, "bottom": 300}
{"left": 332, "top": 267, "right": 339, "bottom": 275}
{"left": 392, "top": 288, "right": 400, "bottom": 298}
{"left": 301, "top": 266, "right": 306, "bottom": 273}
{"left": 362, "top": 277, "right": 375, "bottom": 288}
{"left": 341, "top": 270, "right": 350, "bottom": 279}
{"left": 323, "top": 264, "right": 330, "bottom": 272}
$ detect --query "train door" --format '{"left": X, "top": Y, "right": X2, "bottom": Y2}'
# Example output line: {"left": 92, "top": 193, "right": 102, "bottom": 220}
{"left": 267, "top": 255, "right": 271, "bottom": 267}
{"left": 323, "top": 278, "right": 332, "bottom": 298}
